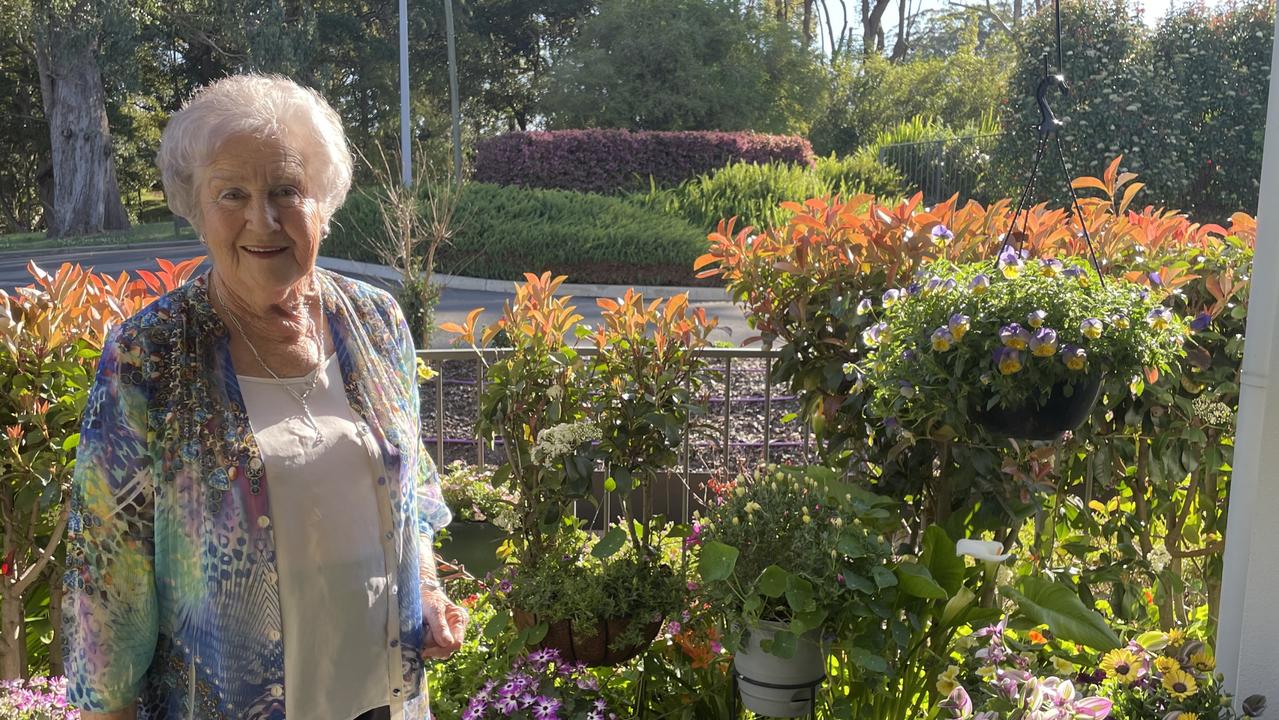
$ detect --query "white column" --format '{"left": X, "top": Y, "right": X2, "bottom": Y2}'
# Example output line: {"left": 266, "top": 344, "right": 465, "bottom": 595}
{"left": 1216, "top": 8, "right": 1279, "bottom": 702}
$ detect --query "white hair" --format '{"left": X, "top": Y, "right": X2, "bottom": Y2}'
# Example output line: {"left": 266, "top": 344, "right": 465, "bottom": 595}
{"left": 156, "top": 73, "right": 353, "bottom": 231}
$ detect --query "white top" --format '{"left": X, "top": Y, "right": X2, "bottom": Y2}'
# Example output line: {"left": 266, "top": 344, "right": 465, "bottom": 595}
{"left": 238, "top": 351, "right": 404, "bottom": 720}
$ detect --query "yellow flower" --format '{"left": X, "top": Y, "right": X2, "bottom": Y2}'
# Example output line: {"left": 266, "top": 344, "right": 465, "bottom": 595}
{"left": 1166, "top": 629, "right": 1185, "bottom": 647}
{"left": 936, "top": 664, "right": 963, "bottom": 695}
{"left": 1101, "top": 648, "right": 1142, "bottom": 683}
{"left": 976, "top": 665, "right": 997, "bottom": 681}
{"left": 1163, "top": 668, "right": 1199, "bottom": 700}
{"left": 1175, "top": 714, "right": 1200, "bottom": 720}
{"left": 1051, "top": 656, "right": 1076, "bottom": 675}
{"left": 1191, "top": 648, "right": 1215, "bottom": 672}
{"left": 1155, "top": 656, "right": 1181, "bottom": 674}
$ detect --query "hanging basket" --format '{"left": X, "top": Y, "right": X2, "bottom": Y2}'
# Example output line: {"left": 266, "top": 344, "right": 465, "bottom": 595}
{"left": 512, "top": 608, "right": 662, "bottom": 667}
{"left": 974, "top": 373, "right": 1104, "bottom": 440}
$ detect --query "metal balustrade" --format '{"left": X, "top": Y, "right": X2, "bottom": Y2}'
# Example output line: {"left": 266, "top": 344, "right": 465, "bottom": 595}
{"left": 876, "top": 133, "right": 1006, "bottom": 205}
{"left": 417, "top": 346, "right": 812, "bottom": 525}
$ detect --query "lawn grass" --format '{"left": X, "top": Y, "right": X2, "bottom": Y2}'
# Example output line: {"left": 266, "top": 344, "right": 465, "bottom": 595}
{"left": 0, "top": 220, "right": 197, "bottom": 253}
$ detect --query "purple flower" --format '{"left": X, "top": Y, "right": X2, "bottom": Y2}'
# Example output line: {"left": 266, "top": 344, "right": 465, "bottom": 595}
{"left": 495, "top": 695, "right": 521, "bottom": 715}
{"left": 999, "top": 323, "right": 1031, "bottom": 350}
{"left": 899, "top": 381, "right": 916, "bottom": 398}
{"left": 906, "top": 282, "right": 922, "bottom": 296}
{"left": 940, "top": 686, "right": 973, "bottom": 719}
{"left": 925, "top": 276, "right": 944, "bottom": 294}
{"left": 1041, "top": 258, "right": 1064, "bottom": 277}
{"left": 498, "top": 579, "right": 513, "bottom": 593}
{"left": 943, "top": 278, "right": 958, "bottom": 292}
{"left": 862, "top": 322, "right": 889, "bottom": 347}
{"left": 969, "top": 274, "right": 991, "bottom": 294}
{"left": 1080, "top": 318, "right": 1104, "bottom": 340}
{"left": 576, "top": 674, "right": 601, "bottom": 691}
{"left": 1064, "top": 265, "right": 1084, "bottom": 279}
{"left": 1191, "top": 311, "right": 1213, "bottom": 332}
{"left": 882, "top": 288, "right": 901, "bottom": 307}
{"left": 931, "top": 224, "right": 954, "bottom": 243}
{"left": 527, "top": 648, "right": 558, "bottom": 672}
{"left": 531, "top": 696, "right": 563, "bottom": 720}
{"left": 901, "top": 348, "right": 917, "bottom": 362}
{"left": 1075, "top": 696, "right": 1114, "bottom": 719}
{"left": 1026, "top": 309, "right": 1048, "bottom": 328}
{"left": 1146, "top": 306, "right": 1174, "bottom": 330}
{"left": 1029, "top": 327, "right": 1059, "bottom": 357}
{"left": 666, "top": 620, "right": 683, "bottom": 635}
{"left": 884, "top": 417, "right": 899, "bottom": 430}
{"left": 683, "top": 522, "right": 703, "bottom": 549}
{"left": 994, "top": 347, "right": 1023, "bottom": 375}
{"left": 856, "top": 297, "right": 874, "bottom": 315}
{"left": 931, "top": 326, "right": 955, "bottom": 352}
{"left": 1062, "top": 345, "right": 1087, "bottom": 371}
{"left": 463, "top": 703, "right": 487, "bottom": 720}
{"left": 1148, "top": 270, "right": 1163, "bottom": 286}
{"left": 949, "top": 313, "right": 971, "bottom": 340}
{"left": 998, "top": 246, "right": 1024, "bottom": 278}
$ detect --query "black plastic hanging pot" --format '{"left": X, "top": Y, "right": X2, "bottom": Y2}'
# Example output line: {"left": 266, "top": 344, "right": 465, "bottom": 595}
{"left": 974, "top": 373, "right": 1104, "bottom": 441}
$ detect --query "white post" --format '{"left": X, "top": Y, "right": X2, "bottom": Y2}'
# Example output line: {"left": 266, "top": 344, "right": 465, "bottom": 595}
{"left": 399, "top": 0, "right": 412, "bottom": 187}
{"left": 1216, "top": 8, "right": 1279, "bottom": 702}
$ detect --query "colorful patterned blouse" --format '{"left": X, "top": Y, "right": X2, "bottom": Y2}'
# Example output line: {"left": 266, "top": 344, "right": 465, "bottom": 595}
{"left": 62, "top": 269, "right": 452, "bottom": 719}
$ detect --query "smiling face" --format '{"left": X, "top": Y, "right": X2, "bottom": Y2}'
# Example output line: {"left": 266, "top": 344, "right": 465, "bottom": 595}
{"left": 196, "top": 132, "right": 325, "bottom": 303}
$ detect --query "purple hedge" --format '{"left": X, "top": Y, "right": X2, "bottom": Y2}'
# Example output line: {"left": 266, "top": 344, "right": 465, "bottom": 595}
{"left": 473, "top": 129, "right": 815, "bottom": 194}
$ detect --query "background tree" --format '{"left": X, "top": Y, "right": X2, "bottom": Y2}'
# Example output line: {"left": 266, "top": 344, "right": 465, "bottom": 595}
{"left": 544, "top": 0, "right": 827, "bottom": 134}
{"left": 0, "top": 2, "right": 50, "bottom": 234}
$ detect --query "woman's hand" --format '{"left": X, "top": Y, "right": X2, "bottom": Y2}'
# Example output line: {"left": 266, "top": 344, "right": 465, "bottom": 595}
{"left": 420, "top": 590, "right": 468, "bottom": 660}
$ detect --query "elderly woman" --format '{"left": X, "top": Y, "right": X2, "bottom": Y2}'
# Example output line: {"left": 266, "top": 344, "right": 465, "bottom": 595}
{"left": 62, "top": 74, "right": 467, "bottom": 720}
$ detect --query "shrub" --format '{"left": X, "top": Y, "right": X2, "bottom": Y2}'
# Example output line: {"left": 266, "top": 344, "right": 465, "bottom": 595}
{"left": 1154, "top": 1, "right": 1273, "bottom": 218}
{"left": 862, "top": 116, "right": 1000, "bottom": 204}
{"left": 329, "top": 183, "right": 710, "bottom": 286}
{"left": 992, "top": 0, "right": 1188, "bottom": 208}
{"left": 641, "top": 155, "right": 905, "bottom": 234}
{"left": 473, "top": 129, "right": 815, "bottom": 195}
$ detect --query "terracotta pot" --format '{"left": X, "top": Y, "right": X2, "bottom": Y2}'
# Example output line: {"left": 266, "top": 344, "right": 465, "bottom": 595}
{"left": 974, "top": 373, "right": 1104, "bottom": 440}
{"left": 512, "top": 608, "right": 662, "bottom": 667}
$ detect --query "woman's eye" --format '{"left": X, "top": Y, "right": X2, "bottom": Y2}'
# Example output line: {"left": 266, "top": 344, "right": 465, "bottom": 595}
{"left": 272, "top": 187, "right": 302, "bottom": 205}
{"left": 218, "top": 190, "right": 245, "bottom": 202}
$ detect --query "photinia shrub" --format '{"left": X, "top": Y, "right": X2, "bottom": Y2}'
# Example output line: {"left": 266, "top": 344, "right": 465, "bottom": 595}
{"left": 473, "top": 129, "right": 815, "bottom": 195}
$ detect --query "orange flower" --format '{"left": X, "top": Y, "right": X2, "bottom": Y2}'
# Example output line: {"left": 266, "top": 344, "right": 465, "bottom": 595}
{"left": 1028, "top": 630, "right": 1048, "bottom": 644}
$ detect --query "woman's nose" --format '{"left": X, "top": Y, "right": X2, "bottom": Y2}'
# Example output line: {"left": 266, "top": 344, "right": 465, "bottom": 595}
{"left": 245, "top": 196, "right": 280, "bottom": 232}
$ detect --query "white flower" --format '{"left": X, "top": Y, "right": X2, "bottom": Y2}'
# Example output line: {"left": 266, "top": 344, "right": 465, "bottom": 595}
{"left": 956, "top": 539, "right": 1014, "bottom": 563}
{"left": 530, "top": 421, "right": 601, "bottom": 466}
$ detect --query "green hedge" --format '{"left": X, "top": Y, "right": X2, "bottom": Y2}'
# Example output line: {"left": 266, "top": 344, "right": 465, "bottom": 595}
{"left": 326, "top": 183, "right": 711, "bottom": 286}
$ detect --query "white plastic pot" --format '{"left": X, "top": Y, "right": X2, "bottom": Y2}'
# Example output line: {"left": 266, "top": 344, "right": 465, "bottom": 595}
{"left": 732, "top": 621, "right": 826, "bottom": 718}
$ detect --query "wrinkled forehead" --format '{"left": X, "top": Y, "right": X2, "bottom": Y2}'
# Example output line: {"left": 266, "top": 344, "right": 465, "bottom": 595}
{"left": 200, "top": 131, "right": 311, "bottom": 186}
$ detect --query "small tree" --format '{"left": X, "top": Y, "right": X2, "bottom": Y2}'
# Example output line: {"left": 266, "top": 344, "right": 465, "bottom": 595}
{"left": 355, "top": 143, "right": 463, "bottom": 348}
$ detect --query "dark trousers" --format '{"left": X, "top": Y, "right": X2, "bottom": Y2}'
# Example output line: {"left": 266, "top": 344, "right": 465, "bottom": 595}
{"left": 353, "top": 707, "right": 391, "bottom": 720}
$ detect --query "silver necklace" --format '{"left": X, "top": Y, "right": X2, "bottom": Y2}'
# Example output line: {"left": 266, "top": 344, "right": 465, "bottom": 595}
{"left": 213, "top": 275, "right": 328, "bottom": 446}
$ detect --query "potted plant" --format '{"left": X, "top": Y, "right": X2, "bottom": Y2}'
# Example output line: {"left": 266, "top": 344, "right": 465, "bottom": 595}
{"left": 860, "top": 253, "right": 1186, "bottom": 441}
{"left": 696, "top": 464, "right": 898, "bottom": 717}
{"left": 437, "top": 461, "right": 519, "bottom": 577}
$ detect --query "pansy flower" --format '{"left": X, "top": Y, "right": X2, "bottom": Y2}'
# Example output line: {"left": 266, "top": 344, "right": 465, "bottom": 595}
{"left": 969, "top": 274, "right": 991, "bottom": 294}
{"left": 1030, "top": 328, "right": 1059, "bottom": 357}
{"left": 931, "top": 224, "right": 954, "bottom": 244}
{"left": 882, "top": 288, "right": 901, "bottom": 307}
{"left": 1062, "top": 345, "right": 1087, "bottom": 371}
{"left": 1190, "top": 311, "right": 1213, "bottom": 332}
{"left": 925, "top": 276, "right": 944, "bottom": 294}
{"left": 862, "top": 322, "right": 889, "bottom": 347}
{"left": 1041, "top": 258, "right": 1064, "bottom": 277}
{"left": 1080, "top": 318, "right": 1104, "bottom": 340}
{"left": 906, "top": 282, "right": 922, "bottom": 296}
{"left": 994, "top": 347, "right": 1023, "bottom": 375}
{"left": 999, "top": 323, "right": 1031, "bottom": 350}
{"left": 1111, "top": 313, "right": 1130, "bottom": 330}
{"left": 932, "top": 327, "right": 955, "bottom": 352}
{"left": 856, "top": 298, "right": 873, "bottom": 315}
{"left": 1146, "top": 307, "right": 1173, "bottom": 330}
{"left": 899, "top": 381, "right": 917, "bottom": 398}
{"left": 949, "top": 313, "right": 970, "bottom": 340}
{"left": 998, "top": 247, "right": 1024, "bottom": 279}
{"left": 1026, "top": 310, "right": 1048, "bottom": 328}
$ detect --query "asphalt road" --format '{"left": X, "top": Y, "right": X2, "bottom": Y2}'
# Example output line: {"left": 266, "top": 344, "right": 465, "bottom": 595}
{"left": 0, "top": 238, "right": 752, "bottom": 348}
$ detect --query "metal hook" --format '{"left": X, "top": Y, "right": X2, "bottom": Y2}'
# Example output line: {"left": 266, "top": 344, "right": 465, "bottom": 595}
{"left": 1035, "top": 55, "right": 1070, "bottom": 138}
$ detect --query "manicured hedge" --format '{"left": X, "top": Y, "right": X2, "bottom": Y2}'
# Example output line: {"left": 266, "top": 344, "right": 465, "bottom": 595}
{"left": 473, "top": 129, "right": 815, "bottom": 194}
{"left": 326, "top": 183, "right": 711, "bottom": 286}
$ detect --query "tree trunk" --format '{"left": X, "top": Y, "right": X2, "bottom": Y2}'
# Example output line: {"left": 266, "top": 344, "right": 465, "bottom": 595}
{"left": 1, "top": 592, "right": 25, "bottom": 679}
{"left": 802, "top": 0, "right": 815, "bottom": 46}
{"left": 861, "top": 0, "right": 893, "bottom": 55}
{"left": 48, "top": 576, "right": 64, "bottom": 677}
{"left": 33, "top": 2, "right": 130, "bottom": 239}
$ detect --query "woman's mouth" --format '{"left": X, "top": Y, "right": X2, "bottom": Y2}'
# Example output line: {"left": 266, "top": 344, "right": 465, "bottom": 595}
{"left": 242, "top": 246, "right": 288, "bottom": 257}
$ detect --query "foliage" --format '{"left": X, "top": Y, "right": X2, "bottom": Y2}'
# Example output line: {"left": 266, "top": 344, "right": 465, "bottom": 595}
{"left": 1153, "top": 1, "right": 1274, "bottom": 218}
{"left": 438, "top": 460, "right": 519, "bottom": 531}
{"left": 542, "top": 0, "right": 827, "bottom": 135}
{"left": 807, "top": 21, "right": 1012, "bottom": 157}
{"left": 640, "top": 155, "right": 906, "bottom": 234}
{"left": 0, "top": 675, "right": 80, "bottom": 719}
{"left": 473, "top": 129, "right": 814, "bottom": 195}
{"left": 0, "top": 257, "right": 203, "bottom": 678}
{"left": 866, "top": 115, "right": 1003, "bottom": 205}
{"left": 461, "top": 646, "right": 621, "bottom": 720}
{"left": 695, "top": 464, "right": 897, "bottom": 659}
{"left": 861, "top": 256, "right": 1186, "bottom": 440}
{"left": 992, "top": 0, "right": 1189, "bottom": 209}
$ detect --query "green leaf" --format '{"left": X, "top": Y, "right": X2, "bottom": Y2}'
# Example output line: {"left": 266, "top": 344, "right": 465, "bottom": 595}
{"left": 1001, "top": 576, "right": 1121, "bottom": 651}
{"left": 699, "top": 541, "right": 739, "bottom": 582}
{"left": 895, "top": 562, "right": 948, "bottom": 599}
{"left": 483, "top": 612, "right": 510, "bottom": 640}
{"left": 843, "top": 572, "right": 875, "bottom": 594}
{"left": 849, "top": 646, "right": 888, "bottom": 673}
{"left": 763, "top": 629, "right": 798, "bottom": 659}
{"left": 756, "top": 565, "right": 789, "bottom": 597}
{"left": 591, "top": 527, "right": 627, "bottom": 559}
{"left": 785, "top": 576, "right": 816, "bottom": 613}
{"left": 61, "top": 433, "right": 80, "bottom": 452}
{"left": 920, "top": 525, "right": 965, "bottom": 596}
{"left": 941, "top": 586, "right": 978, "bottom": 627}
{"left": 793, "top": 609, "right": 828, "bottom": 634}
{"left": 871, "top": 566, "right": 898, "bottom": 589}
{"left": 524, "top": 622, "right": 549, "bottom": 645}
